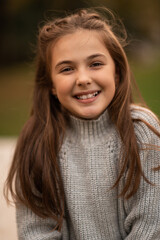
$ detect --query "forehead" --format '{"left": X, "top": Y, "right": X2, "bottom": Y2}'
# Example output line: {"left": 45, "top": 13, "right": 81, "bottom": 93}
{"left": 51, "top": 30, "right": 109, "bottom": 63}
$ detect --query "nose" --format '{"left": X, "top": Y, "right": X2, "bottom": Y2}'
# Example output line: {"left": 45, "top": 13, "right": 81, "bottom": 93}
{"left": 76, "top": 69, "right": 92, "bottom": 86}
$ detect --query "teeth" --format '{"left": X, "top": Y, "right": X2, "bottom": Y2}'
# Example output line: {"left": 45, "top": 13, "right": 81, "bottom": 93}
{"left": 76, "top": 91, "right": 99, "bottom": 100}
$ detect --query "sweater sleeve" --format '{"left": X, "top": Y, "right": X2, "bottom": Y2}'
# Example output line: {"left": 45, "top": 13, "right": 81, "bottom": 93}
{"left": 16, "top": 203, "right": 68, "bottom": 240}
{"left": 124, "top": 109, "right": 160, "bottom": 239}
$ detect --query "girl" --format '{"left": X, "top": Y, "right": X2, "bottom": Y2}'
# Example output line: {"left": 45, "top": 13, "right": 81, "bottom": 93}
{"left": 4, "top": 8, "right": 160, "bottom": 240}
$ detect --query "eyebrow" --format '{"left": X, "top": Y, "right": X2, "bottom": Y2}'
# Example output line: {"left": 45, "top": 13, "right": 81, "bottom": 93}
{"left": 55, "top": 53, "right": 106, "bottom": 69}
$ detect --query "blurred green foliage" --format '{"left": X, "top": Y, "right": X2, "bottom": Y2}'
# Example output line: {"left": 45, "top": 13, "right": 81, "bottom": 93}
{"left": 0, "top": 64, "right": 33, "bottom": 135}
{"left": 131, "top": 58, "right": 160, "bottom": 116}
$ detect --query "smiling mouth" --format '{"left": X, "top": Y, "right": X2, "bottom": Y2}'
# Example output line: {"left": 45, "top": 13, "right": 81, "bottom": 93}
{"left": 75, "top": 91, "right": 100, "bottom": 100}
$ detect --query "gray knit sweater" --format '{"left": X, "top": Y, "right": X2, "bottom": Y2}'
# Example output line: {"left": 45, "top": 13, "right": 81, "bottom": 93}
{"left": 16, "top": 106, "right": 160, "bottom": 240}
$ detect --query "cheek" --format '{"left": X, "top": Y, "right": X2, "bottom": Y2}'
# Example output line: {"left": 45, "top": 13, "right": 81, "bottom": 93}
{"left": 54, "top": 78, "right": 72, "bottom": 98}
{"left": 94, "top": 68, "right": 116, "bottom": 85}
{"left": 98, "top": 75, "right": 116, "bottom": 90}
{"left": 56, "top": 85, "right": 66, "bottom": 98}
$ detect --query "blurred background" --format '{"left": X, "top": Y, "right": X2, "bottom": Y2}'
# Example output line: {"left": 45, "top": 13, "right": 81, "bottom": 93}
{"left": 0, "top": 0, "right": 160, "bottom": 239}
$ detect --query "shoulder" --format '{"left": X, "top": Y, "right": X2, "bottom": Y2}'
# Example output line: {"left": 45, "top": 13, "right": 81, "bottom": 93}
{"left": 130, "top": 104, "right": 159, "bottom": 124}
{"left": 130, "top": 104, "right": 160, "bottom": 144}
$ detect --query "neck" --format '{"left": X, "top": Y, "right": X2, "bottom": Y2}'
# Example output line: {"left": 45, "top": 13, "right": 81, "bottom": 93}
{"left": 66, "top": 109, "right": 113, "bottom": 143}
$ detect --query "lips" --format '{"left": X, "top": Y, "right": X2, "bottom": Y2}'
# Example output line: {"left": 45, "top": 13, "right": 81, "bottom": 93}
{"left": 74, "top": 91, "right": 100, "bottom": 100}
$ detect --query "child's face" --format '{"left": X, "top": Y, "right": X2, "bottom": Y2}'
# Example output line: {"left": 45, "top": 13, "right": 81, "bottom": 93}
{"left": 51, "top": 30, "right": 117, "bottom": 119}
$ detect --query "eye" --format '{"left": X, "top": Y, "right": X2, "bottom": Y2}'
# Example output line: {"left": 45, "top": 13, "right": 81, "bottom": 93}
{"left": 60, "top": 67, "right": 73, "bottom": 73}
{"left": 90, "top": 62, "right": 103, "bottom": 68}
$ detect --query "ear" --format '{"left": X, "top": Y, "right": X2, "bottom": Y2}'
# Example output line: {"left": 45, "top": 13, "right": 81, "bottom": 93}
{"left": 115, "top": 73, "right": 119, "bottom": 86}
{"left": 51, "top": 87, "right": 57, "bottom": 96}
{"left": 115, "top": 66, "right": 120, "bottom": 87}
{"left": 114, "top": 73, "right": 119, "bottom": 90}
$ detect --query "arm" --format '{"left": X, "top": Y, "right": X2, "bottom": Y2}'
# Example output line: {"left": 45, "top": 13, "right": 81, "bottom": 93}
{"left": 124, "top": 111, "right": 160, "bottom": 239}
{"left": 16, "top": 204, "right": 68, "bottom": 240}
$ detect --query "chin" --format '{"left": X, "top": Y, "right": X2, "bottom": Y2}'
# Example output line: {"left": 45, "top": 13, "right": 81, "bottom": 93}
{"left": 71, "top": 108, "right": 103, "bottom": 120}
{"left": 79, "top": 112, "right": 101, "bottom": 120}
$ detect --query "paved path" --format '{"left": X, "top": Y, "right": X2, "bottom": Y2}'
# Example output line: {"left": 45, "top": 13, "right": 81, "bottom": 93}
{"left": 0, "top": 138, "right": 17, "bottom": 240}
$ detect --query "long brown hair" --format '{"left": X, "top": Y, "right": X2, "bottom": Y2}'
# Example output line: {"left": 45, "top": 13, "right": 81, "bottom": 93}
{"left": 4, "top": 8, "right": 160, "bottom": 230}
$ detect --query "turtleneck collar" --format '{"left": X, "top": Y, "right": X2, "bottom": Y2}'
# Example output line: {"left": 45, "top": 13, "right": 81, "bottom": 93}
{"left": 66, "top": 108, "right": 113, "bottom": 143}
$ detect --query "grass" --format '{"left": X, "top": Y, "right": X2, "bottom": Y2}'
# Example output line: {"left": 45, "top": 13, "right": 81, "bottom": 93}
{"left": 0, "top": 58, "right": 159, "bottom": 136}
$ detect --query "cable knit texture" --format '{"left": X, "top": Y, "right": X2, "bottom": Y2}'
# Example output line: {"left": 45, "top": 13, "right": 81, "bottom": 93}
{"left": 16, "top": 106, "right": 160, "bottom": 240}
